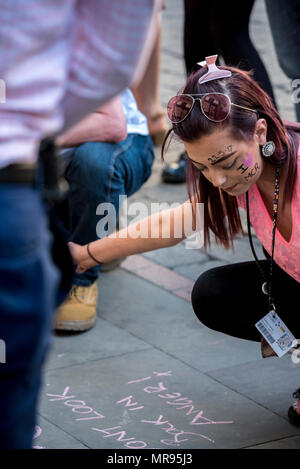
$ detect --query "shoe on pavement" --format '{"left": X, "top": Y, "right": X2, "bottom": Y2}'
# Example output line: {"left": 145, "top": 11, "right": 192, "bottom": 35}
{"left": 54, "top": 283, "right": 98, "bottom": 332}
{"left": 162, "top": 151, "right": 188, "bottom": 183}
{"left": 288, "top": 388, "right": 300, "bottom": 427}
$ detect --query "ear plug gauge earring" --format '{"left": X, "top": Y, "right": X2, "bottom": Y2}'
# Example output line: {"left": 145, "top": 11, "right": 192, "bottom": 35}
{"left": 261, "top": 141, "right": 275, "bottom": 158}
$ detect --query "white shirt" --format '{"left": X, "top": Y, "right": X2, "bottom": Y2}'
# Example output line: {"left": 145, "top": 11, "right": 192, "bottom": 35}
{"left": 121, "top": 89, "right": 149, "bottom": 136}
{"left": 0, "top": 0, "right": 155, "bottom": 168}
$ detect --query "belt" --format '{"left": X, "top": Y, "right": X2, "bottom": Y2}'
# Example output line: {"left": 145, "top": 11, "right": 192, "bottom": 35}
{"left": 0, "top": 163, "right": 37, "bottom": 185}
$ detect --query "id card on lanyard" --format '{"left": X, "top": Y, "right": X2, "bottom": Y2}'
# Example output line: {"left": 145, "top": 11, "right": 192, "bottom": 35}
{"left": 255, "top": 310, "right": 296, "bottom": 357}
{"left": 247, "top": 166, "right": 296, "bottom": 357}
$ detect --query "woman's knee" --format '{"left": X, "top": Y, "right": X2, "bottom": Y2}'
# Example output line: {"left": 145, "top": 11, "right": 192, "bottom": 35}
{"left": 191, "top": 267, "right": 225, "bottom": 325}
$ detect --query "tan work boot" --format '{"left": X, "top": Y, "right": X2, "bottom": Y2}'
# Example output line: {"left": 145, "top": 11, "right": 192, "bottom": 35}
{"left": 54, "top": 283, "right": 98, "bottom": 331}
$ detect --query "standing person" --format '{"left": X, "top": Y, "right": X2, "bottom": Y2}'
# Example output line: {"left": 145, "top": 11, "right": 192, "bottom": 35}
{"left": 0, "top": 0, "right": 155, "bottom": 449}
{"left": 69, "top": 56, "right": 300, "bottom": 426}
{"left": 132, "top": 9, "right": 168, "bottom": 146}
{"left": 265, "top": 0, "right": 300, "bottom": 122}
{"left": 55, "top": 89, "right": 154, "bottom": 331}
{"left": 162, "top": 0, "right": 277, "bottom": 183}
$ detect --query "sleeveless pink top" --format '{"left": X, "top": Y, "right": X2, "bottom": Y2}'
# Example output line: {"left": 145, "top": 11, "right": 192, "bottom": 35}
{"left": 237, "top": 141, "right": 300, "bottom": 283}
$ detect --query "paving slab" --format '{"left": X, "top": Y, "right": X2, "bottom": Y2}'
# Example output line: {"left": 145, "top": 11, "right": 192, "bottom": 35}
{"left": 207, "top": 355, "right": 300, "bottom": 421}
{"left": 97, "top": 269, "right": 262, "bottom": 372}
{"left": 130, "top": 181, "right": 188, "bottom": 206}
{"left": 206, "top": 236, "right": 266, "bottom": 264}
{"left": 33, "top": 416, "right": 87, "bottom": 449}
{"left": 248, "top": 435, "right": 300, "bottom": 449}
{"left": 46, "top": 318, "right": 151, "bottom": 371}
{"left": 38, "top": 349, "right": 299, "bottom": 449}
{"left": 173, "top": 260, "right": 230, "bottom": 282}
{"left": 142, "top": 243, "right": 209, "bottom": 269}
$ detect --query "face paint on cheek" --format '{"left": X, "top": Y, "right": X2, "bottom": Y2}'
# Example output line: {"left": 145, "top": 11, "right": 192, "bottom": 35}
{"left": 237, "top": 162, "right": 248, "bottom": 174}
{"left": 242, "top": 152, "right": 253, "bottom": 167}
{"left": 237, "top": 152, "right": 254, "bottom": 175}
{"left": 244, "top": 162, "right": 260, "bottom": 182}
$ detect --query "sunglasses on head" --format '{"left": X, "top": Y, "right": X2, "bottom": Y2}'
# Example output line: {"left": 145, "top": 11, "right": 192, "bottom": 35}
{"left": 167, "top": 93, "right": 257, "bottom": 124}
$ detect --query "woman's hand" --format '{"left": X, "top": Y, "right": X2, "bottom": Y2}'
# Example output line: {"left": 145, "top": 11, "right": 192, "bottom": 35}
{"left": 68, "top": 242, "right": 95, "bottom": 273}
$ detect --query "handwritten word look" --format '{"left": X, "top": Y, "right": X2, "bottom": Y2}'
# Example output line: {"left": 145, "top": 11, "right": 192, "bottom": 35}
{"left": 47, "top": 385, "right": 148, "bottom": 448}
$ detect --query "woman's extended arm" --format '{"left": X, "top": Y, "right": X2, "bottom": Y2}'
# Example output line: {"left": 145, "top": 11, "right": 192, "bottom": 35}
{"left": 69, "top": 199, "right": 202, "bottom": 273}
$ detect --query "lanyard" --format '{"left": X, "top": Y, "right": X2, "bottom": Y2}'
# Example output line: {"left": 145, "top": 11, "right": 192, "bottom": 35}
{"left": 245, "top": 166, "right": 281, "bottom": 311}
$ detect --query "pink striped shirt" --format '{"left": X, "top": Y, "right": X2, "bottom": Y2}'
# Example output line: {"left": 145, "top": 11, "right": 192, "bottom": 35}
{"left": 237, "top": 141, "right": 300, "bottom": 282}
{"left": 0, "top": 0, "right": 155, "bottom": 168}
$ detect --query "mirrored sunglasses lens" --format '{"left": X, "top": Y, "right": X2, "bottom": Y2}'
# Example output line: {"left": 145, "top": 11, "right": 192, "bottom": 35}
{"left": 167, "top": 96, "right": 194, "bottom": 123}
{"left": 201, "top": 94, "right": 230, "bottom": 121}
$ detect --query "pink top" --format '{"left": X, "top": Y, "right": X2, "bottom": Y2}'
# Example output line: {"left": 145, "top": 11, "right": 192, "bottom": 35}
{"left": 237, "top": 141, "right": 300, "bottom": 283}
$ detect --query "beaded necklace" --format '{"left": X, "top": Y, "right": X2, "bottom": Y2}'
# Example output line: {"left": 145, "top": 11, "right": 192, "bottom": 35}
{"left": 246, "top": 166, "right": 281, "bottom": 311}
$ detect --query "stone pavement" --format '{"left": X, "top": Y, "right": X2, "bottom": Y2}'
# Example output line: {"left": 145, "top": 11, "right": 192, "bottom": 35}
{"left": 34, "top": 0, "right": 300, "bottom": 449}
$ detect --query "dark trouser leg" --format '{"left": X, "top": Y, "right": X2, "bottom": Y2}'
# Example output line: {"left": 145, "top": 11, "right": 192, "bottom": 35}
{"left": 0, "top": 185, "right": 60, "bottom": 448}
{"left": 192, "top": 260, "right": 300, "bottom": 342}
{"left": 183, "top": 0, "right": 277, "bottom": 106}
{"left": 265, "top": 0, "right": 300, "bottom": 120}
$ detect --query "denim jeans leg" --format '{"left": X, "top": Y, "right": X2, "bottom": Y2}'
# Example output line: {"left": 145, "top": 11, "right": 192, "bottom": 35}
{"left": 0, "top": 185, "right": 60, "bottom": 449}
{"left": 107, "top": 134, "right": 154, "bottom": 206}
{"left": 65, "top": 135, "right": 154, "bottom": 287}
{"left": 265, "top": 0, "right": 300, "bottom": 121}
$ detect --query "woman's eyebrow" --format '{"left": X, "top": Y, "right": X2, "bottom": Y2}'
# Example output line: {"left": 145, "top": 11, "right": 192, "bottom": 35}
{"left": 188, "top": 157, "right": 205, "bottom": 166}
{"left": 210, "top": 151, "right": 237, "bottom": 165}
{"left": 188, "top": 151, "right": 237, "bottom": 167}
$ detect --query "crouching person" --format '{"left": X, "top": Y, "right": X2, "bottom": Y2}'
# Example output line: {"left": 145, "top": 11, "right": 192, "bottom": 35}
{"left": 55, "top": 89, "right": 154, "bottom": 331}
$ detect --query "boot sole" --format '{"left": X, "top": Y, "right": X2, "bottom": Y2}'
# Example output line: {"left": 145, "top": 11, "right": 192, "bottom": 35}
{"left": 54, "top": 316, "right": 96, "bottom": 332}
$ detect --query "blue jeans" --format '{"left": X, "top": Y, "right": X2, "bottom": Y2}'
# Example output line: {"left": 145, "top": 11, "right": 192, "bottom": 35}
{"left": 0, "top": 185, "right": 60, "bottom": 449}
{"left": 265, "top": 0, "right": 300, "bottom": 121}
{"left": 65, "top": 134, "right": 154, "bottom": 286}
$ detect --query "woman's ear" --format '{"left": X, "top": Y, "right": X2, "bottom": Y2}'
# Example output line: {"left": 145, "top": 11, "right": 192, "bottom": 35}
{"left": 254, "top": 118, "right": 267, "bottom": 145}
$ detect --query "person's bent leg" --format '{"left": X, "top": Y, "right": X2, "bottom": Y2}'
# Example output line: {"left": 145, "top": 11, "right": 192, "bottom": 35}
{"left": 98, "top": 133, "right": 154, "bottom": 270}
{"left": 0, "top": 185, "right": 59, "bottom": 448}
{"left": 191, "top": 261, "right": 270, "bottom": 342}
{"left": 55, "top": 141, "right": 121, "bottom": 331}
{"left": 192, "top": 259, "right": 300, "bottom": 342}
{"left": 109, "top": 134, "right": 154, "bottom": 205}
{"left": 56, "top": 136, "right": 154, "bottom": 330}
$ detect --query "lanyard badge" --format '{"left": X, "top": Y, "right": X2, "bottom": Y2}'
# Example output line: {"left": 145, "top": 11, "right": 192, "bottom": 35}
{"left": 255, "top": 310, "right": 296, "bottom": 357}
{"left": 247, "top": 166, "right": 296, "bottom": 357}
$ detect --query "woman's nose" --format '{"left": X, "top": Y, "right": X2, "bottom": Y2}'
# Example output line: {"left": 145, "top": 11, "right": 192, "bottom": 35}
{"left": 210, "top": 170, "right": 227, "bottom": 188}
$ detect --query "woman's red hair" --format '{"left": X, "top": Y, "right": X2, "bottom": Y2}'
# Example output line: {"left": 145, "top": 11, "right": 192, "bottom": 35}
{"left": 162, "top": 66, "right": 299, "bottom": 250}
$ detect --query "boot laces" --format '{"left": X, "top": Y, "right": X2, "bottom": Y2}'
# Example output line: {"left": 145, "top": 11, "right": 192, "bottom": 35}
{"left": 70, "top": 285, "right": 97, "bottom": 305}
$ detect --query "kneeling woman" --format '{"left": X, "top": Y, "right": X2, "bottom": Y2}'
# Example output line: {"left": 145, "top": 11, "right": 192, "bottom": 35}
{"left": 69, "top": 56, "right": 300, "bottom": 426}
